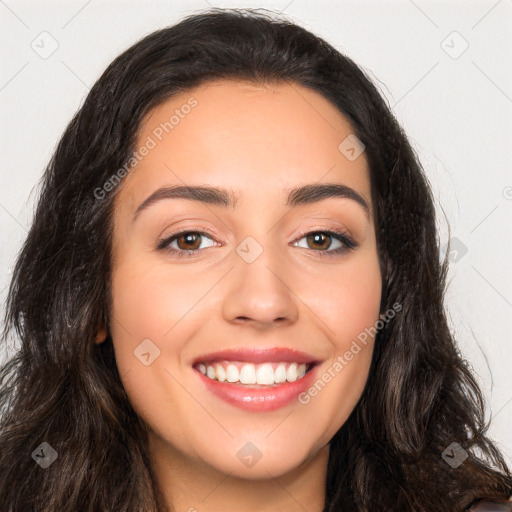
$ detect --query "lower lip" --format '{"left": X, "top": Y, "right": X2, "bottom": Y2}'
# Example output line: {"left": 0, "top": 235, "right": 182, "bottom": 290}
{"left": 195, "top": 365, "right": 318, "bottom": 412}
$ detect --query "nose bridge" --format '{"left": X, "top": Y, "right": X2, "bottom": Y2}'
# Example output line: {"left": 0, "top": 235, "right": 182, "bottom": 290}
{"left": 232, "top": 201, "right": 285, "bottom": 271}
{"left": 221, "top": 227, "right": 299, "bottom": 327}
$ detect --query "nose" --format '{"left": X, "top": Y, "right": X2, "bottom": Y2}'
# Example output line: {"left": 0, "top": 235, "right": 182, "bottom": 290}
{"left": 221, "top": 245, "right": 299, "bottom": 329}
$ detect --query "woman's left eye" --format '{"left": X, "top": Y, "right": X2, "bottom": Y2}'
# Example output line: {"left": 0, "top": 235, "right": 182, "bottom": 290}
{"left": 292, "top": 230, "right": 357, "bottom": 257}
{"left": 157, "top": 229, "right": 357, "bottom": 258}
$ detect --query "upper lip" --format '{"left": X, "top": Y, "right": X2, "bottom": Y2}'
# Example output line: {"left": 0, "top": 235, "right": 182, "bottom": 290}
{"left": 192, "top": 347, "right": 321, "bottom": 365}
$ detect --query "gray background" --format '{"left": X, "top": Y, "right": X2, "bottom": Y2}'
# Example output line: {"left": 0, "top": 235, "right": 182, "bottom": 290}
{"left": 1, "top": 0, "right": 511, "bottom": 464}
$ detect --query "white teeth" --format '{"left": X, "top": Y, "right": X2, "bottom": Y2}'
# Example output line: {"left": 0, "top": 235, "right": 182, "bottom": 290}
{"left": 256, "top": 363, "right": 275, "bottom": 385}
{"left": 226, "top": 364, "right": 239, "bottom": 383}
{"left": 206, "top": 365, "right": 215, "bottom": 379}
{"left": 239, "top": 363, "right": 256, "bottom": 384}
{"left": 215, "top": 364, "right": 226, "bottom": 382}
{"left": 275, "top": 363, "right": 287, "bottom": 384}
{"left": 198, "top": 361, "right": 311, "bottom": 385}
{"left": 286, "top": 362, "right": 297, "bottom": 382}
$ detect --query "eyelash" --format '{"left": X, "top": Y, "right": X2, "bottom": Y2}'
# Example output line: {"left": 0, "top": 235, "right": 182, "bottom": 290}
{"left": 157, "top": 227, "right": 357, "bottom": 259}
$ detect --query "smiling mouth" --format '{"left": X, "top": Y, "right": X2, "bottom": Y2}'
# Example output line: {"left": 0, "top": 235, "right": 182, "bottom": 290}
{"left": 193, "top": 360, "right": 316, "bottom": 387}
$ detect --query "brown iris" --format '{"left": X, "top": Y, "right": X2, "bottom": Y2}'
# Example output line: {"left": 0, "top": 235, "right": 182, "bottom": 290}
{"left": 175, "top": 233, "right": 202, "bottom": 251}
{"left": 306, "top": 233, "right": 331, "bottom": 250}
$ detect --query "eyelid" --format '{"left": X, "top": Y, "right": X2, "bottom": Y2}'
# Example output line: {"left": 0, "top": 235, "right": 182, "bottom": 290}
{"left": 291, "top": 227, "right": 357, "bottom": 257}
{"left": 156, "top": 227, "right": 221, "bottom": 251}
{"left": 293, "top": 222, "right": 354, "bottom": 243}
{"left": 157, "top": 223, "right": 357, "bottom": 257}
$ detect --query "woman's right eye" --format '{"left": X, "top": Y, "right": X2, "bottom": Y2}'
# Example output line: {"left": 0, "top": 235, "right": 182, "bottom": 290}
{"left": 157, "top": 230, "right": 217, "bottom": 258}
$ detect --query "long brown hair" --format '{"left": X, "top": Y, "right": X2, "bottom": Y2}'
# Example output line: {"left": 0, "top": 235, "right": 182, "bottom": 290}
{"left": 1, "top": 7, "right": 510, "bottom": 511}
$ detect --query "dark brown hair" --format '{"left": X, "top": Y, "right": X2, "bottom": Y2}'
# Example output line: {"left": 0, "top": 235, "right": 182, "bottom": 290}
{"left": 0, "top": 7, "right": 510, "bottom": 511}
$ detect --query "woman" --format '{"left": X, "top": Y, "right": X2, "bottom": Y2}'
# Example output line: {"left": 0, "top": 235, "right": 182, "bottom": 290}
{"left": 0, "top": 7, "right": 510, "bottom": 512}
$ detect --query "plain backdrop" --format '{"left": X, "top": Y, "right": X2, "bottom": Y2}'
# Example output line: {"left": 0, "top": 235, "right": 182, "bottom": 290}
{"left": 1, "top": 0, "right": 511, "bottom": 465}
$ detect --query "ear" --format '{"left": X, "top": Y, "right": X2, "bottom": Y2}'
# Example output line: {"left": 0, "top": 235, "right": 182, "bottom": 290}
{"left": 94, "top": 325, "right": 108, "bottom": 344}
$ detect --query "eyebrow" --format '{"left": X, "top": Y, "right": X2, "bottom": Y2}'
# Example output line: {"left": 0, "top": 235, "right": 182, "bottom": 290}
{"left": 132, "top": 183, "right": 370, "bottom": 223}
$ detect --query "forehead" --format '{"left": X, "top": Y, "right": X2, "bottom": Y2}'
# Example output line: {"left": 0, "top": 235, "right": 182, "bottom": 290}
{"left": 115, "top": 79, "right": 371, "bottom": 215}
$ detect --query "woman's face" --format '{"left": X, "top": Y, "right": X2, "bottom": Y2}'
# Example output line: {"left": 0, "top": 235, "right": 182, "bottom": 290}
{"left": 102, "top": 79, "right": 382, "bottom": 479}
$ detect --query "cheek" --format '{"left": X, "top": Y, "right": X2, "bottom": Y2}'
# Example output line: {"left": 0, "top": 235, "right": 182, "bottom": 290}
{"left": 108, "top": 259, "right": 202, "bottom": 440}
{"left": 306, "top": 250, "right": 382, "bottom": 349}
{"left": 337, "top": 269, "right": 382, "bottom": 347}
{"left": 108, "top": 258, "right": 197, "bottom": 372}
{"left": 110, "top": 255, "right": 210, "bottom": 336}
{"left": 298, "top": 262, "right": 381, "bottom": 439}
